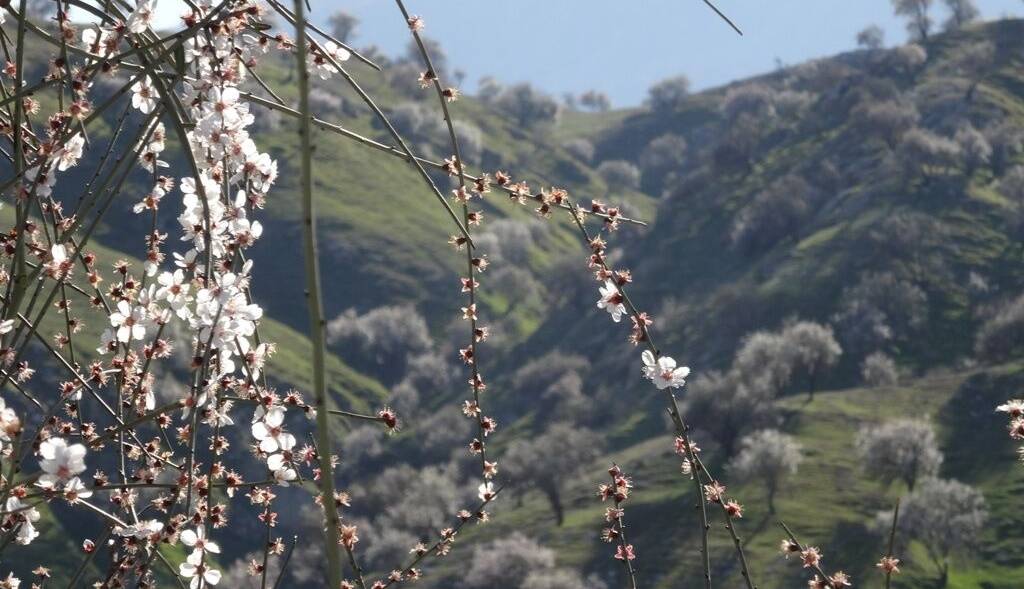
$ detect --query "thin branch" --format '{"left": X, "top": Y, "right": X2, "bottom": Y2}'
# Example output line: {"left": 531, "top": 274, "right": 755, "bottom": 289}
{"left": 701, "top": 0, "right": 744, "bottom": 35}
{"left": 293, "top": 1, "right": 343, "bottom": 586}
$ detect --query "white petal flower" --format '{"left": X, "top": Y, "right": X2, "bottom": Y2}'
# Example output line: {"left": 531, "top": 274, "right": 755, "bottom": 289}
{"left": 127, "top": 0, "right": 157, "bottom": 34}
{"left": 641, "top": 350, "right": 690, "bottom": 390}
{"left": 597, "top": 280, "right": 626, "bottom": 323}
{"left": 38, "top": 437, "right": 87, "bottom": 488}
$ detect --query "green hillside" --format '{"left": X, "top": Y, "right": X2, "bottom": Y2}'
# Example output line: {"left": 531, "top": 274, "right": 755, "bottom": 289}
{"left": 8, "top": 11, "right": 1024, "bottom": 588}
{"left": 430, "top": 364, "right": 1024, "bottom": 589}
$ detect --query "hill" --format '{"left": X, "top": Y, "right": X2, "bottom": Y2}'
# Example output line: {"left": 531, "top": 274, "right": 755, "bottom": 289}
{"left": 8, "top": 11, "right": 1024, "bottom": 589}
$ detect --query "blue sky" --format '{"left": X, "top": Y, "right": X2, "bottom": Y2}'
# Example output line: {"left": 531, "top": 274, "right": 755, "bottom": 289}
{"left": 132, "top": 0, "right": 1023, "bottom": 106}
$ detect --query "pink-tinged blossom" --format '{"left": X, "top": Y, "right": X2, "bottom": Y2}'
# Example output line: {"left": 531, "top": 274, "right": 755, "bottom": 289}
{"left": 179, "top": 555, "right": 221, "bottom": 589}
{"left": 478, "top": 482, "right": 496, "bottom": 501}
{"left": 801, "top": 546, "right": 822, "bottom": 568}
{"left": 251, "top": 407, "right": 296, "bottom": 454}
{"left": 108, "top": 300, "right": 147, "bottom": 344}
{"left": 876, "top": 556, "right": 900, "bottom": 575}
{"left": 181, "top": 527, "right": 220, "bottom": 556}
{"left": 4, "top": 496, "right": 40, "bottom": 545}
{"left": 38, "top": 437, "right": 87, "bottom": 489}
{"left": 641, "top": 350, "right": 690, "bottom": 389}
{"left": 597, "top": 280, "right": 626, "bottom": 322}
{"left": 127, "top": 0, "right": 157, "bottom": 33}
{"left": 131, "top": 77, "right": 158, "bottom": 114}
{"left": 997, "top": 399, "right": 1024, "bottom": 418}
{"left": 56, "top": 134, "right": 85, "bottom": 171}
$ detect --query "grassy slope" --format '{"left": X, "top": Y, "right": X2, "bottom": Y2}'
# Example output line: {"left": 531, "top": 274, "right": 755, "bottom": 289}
{"left": 239, "top": 53, "right": 655, "bottom": 339}
{"left": 499, "top": 19, "right": 1024, "bottom": 433}
{"left": 437, "top": 18, "right": 1024, "bottom": 589}
{"left": 424, "top": 365, "right": 1024, "bottom": 589}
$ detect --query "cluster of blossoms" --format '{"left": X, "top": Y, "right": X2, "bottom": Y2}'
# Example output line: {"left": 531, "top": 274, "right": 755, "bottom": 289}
{"left": 996, "top": 399, "right": 1024, "bottom": 459}
{"left": 598, "top": 465, "right": 637, "bottom": 565}
{"left": 447, "top": 155, "right": 500, "bottom": 483}
{"left": 0, "top": 0, "right": 345, "bottom": 585}
{"left": 674, "top": 435, "right": 700, "bottom": 477}
{"left": 410, "top": 7, "right": 500, "bottom": 497}
{"left": 582, "top": 204, "right": 693, "bottom": 393}
{"left": 780, "top": 540, "right": 853, "bottom": 588}
{"left": 704, "top": 481, "right": 743, "bottom": 520}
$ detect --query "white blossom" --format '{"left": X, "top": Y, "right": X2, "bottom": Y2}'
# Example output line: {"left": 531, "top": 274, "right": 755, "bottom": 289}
{"left": 597, "top": 280, "right": 626, "bottom": 322}
{"left": 38, "top": 437, "right": 87, "bottom": 488}
{"left": 641, "top": 350, "right": 690, "bottom": 389}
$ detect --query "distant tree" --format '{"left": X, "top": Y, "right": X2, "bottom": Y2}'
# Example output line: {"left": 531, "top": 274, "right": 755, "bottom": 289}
{"left": 328, "top": 10, "right": 358, "bottom": 43}
{"left": 952, "top": 41, "right": 996, "bottom": 101}
{"left": 852, "top": 100, "right": 919, "bottom": 148}
{"left": 713, "top": 114, "right": 763, "bottom": 171}
{"left": 218, "top": 551, "right": 282, "bottom": 588}
{"left": 308, "top": 87, "right": 342, "bottom": 113}
{"left": 867, "top": 211, "right": 948, "bottom": 279}
{"left": 733, "top": 331, "right": 796, "bottom": 398}
{"left": 580, "top": 90, "right": 612, "bottom": 112}
{"left": 833, "top": 271, "right": 929, "bottom": 355}
{"left": 890, "top": 478, "right": 987, "bottom": 586}
{"left": 781, "top": 321, "right": 842, "bottom": 400}
{"left": 886, "top": 43, "right": 928, "bottom": 78}
{"left": 646, "top": 75, "right": 691, "bottom": 112}
{"left": 891, "top": 0, "right": 934, "bottom": 41}
{"left": 477, "top": 76, "right": 503, "bottom": 103}
{"left": 773, "top": 89, "right": 815, "bottom": 118}
{"left": 452, "top": 120, "right": 483, "bottom": 163}
{"left": 340, "top": 425, "right": 386, "bottom": 472}
{"left": 855, "top": 419, "right": 943, "bottom": 490}
{"left": 562, "top": 93, "right": 578, "bottom": 111}
{"left": 401, "top": 352, "right": 454, "bottom": 403}
{"left": 984, "top": 122, "right": 1024, "bottom": 175}
{"left": 502, "top": 424, "right": 603, "bottom": 525}
{"left": 684, "top": 370, "right": 778, "bottom": 455}
{"left": 417, "top": 409, "right": 473, "bottom": 464}
{"left": 861, "top": 351, "right": 899, "bottom": 387}
{"left": 362, "top": 527, "right": 420, "bottom": 571}
{"left": 1000, "top": 165, "right": 1024, "bottom": 204}
{"left": 562, "top": 138, "right": 595, "bottom": 163}
{"left": 954, "top": 124, "right": 992, "bottom": 175}
{"left": 354, "top": 465, "right": 462, "bottom": 536}
{"left": 730, "top": 174, "right": 813, "bottom": 252}
{"left": 490, "top": 266, "right": 544, "bottom": 316}
{"left": 942, "top": 0, "right": 979, "bottom": 30}
{"left": 386, "top": 62, "right": 428, "bottom": 97}
{"left": 481, "top": 219, "right": 547, "bottom": 266}
{"left": 597, "top": 160, "right": 641, "bottom": 191}
{"left": 975, "top": 292, "right": 1024, "bottom": 362}
{"left": 895, "top": 127, "right": 962, "bottom": 182}
{"left": 405, "top": 37, "right": 448, "bottom": 77}
{"left": 721, "top": 83, "right": 777, "bottom": 120}
{"left": 326, "top": 305, "right": 433, "bottom": 384}
{"left": 856, "top": 25, "right": 886, "bottom": 50}
{"left": 729, "top": 429, "right": 803, "bottom": 513}
{"left": 387, "top": 102, "right": 447, "bottom": 147}
{"left": 463, "top": 533, "right": 556, "bottom": 589}
{"left": 639, "top": 133, "right": 688, "bottom": 193}
{"left": 495, "top": 83, "right": 561, "bottom": 128}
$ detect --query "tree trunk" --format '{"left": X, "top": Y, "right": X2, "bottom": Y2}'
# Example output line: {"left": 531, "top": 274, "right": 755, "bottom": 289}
{"left": 806, "top": 370, "right": 817, "bottom": 402}
{"left": 542, "top": 485, "right": 565, "bottom": 526}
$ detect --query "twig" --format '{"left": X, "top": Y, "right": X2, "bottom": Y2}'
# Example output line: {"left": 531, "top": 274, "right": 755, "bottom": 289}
{"left": 701, "top": 0, "right": 744, "bottom": 35}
